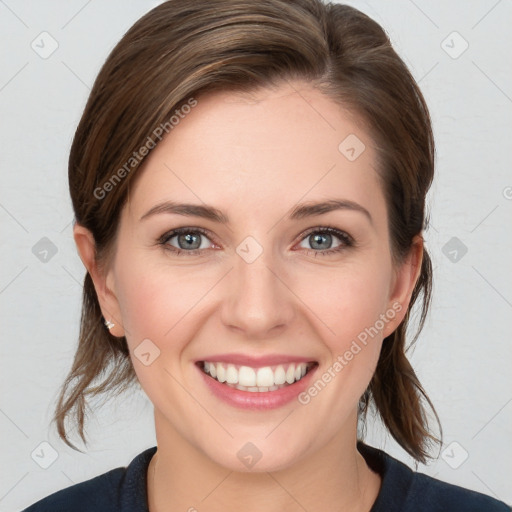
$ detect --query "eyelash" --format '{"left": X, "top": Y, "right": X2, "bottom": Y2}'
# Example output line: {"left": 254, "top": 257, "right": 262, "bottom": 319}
{"left": 157, "top": 226, "right": 355, "bottom": 258}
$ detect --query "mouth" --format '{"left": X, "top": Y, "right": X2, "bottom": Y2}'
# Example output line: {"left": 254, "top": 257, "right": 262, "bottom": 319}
{"left": 196, "top": 360, "right": 318, "bottom": 392}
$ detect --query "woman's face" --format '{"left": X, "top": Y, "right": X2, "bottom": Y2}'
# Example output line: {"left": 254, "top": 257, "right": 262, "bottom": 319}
{"left": 87, "top": 81, "right": 418, "bottom": 472}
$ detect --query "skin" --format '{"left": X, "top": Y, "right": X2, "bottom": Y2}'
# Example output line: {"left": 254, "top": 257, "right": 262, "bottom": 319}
{"left": 74, "top": 81, "right": 423, "bottom": 512}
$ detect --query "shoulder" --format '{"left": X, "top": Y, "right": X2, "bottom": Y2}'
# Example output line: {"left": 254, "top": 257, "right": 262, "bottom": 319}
{"left": 21, "top": 446, "right": 157, "bottom": 512}
{"left": 357, "top": 442, "right": 511, "bottom": 512}
{"left": 408, "top": 471, "right": 511, "bottom": 512}
{"left": 21, "top": 467, "right": 124, "bottom": 512}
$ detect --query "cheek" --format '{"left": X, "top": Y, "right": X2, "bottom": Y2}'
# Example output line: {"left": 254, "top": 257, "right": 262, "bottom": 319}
{"left": 114, "top": 255, "right": 211, "bottom": 341}
{"left": 297, "top": 259, "right": 392, "bottom": 345}
{"left": 295, "top": 265, "right": 391, "bottom": 412}
{"left": 294, "top": 257, "right": 392, "bottom": 403}
{"left": 113, "top": 258, "right": 211, "bottom": 402}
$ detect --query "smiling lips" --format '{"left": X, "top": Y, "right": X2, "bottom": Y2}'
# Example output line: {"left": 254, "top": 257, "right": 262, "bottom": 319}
{"left": 196, "top": 354, "right": 319, "bottom": 409}
{"left": 199, "top": 360, "right": 316, "bottom": 392}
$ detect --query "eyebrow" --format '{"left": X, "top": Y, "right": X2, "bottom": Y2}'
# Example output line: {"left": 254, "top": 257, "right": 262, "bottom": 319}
{"left": 139, "top": 199, "right": 372, "bottom": 224}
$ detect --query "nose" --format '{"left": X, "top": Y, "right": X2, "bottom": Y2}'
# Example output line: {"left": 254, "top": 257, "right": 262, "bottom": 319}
{"left": 220, "top": 246, "right": 295, "bottom": 339}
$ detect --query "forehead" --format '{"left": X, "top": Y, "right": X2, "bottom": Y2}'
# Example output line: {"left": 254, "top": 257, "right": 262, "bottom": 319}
{"left": 126, "top": 82, "right": 385, "bottom": 225}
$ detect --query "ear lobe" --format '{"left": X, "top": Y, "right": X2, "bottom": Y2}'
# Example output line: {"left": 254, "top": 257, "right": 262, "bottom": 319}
{"left": 382, "top": 235, "right": 424, "bottom": 338}
{"left": 73, "top": 223, "right": 125, "bottom": 337}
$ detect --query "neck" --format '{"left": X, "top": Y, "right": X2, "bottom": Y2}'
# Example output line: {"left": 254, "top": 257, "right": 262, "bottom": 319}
{"left": 147, "top": 410, "right": 381, "bottom": 512}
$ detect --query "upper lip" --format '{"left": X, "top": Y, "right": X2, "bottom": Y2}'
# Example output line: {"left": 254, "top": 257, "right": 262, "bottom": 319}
{"left": 196, "top": 353, "right": 317, "bottom": 367}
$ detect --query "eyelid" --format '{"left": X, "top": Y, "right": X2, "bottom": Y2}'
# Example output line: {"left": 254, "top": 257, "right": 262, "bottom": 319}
{"left": 158, "top": 225, "right": 354, "bottom": 256}
{"left": 296, "top": 226, "right": 354, "bottom": 245}
{"left": 158, "top": 226, "right": 217, "bottom": 249}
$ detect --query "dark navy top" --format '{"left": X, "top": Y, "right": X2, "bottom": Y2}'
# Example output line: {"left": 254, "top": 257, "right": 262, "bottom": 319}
{"left": 22, "top": 443, "right": 510, "bottom": 511}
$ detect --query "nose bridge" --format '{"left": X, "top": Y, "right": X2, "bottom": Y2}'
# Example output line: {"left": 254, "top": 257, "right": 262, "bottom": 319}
{"left": 220, "top": 241, "right": 294, "bottom": 337}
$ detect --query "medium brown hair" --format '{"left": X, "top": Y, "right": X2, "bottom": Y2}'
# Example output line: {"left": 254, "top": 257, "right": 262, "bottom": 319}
{"left": 55, "top": 0, "right": 440, "bottom": 462}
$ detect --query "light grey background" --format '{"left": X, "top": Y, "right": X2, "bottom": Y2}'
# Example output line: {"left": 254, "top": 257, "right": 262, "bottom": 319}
{"left": 1, "top": 0, "right": 511, "bottom": 510}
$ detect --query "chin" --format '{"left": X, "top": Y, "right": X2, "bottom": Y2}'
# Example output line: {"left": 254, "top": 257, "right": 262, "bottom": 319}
{"left": 201, "top": 436, "right": 304, "bottom": 473}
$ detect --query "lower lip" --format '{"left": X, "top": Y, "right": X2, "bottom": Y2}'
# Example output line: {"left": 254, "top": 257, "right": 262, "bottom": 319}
{"left": 196, "top": 363, "right": 318, "bottom": 410}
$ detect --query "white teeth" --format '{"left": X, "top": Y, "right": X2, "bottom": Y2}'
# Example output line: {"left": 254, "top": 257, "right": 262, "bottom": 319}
{"left": 231, "top": 383, "right": 287, "bottom": 392}
{"left": 239, "top": 366, "right": 256, "bottom": 387}
{"left": 226, "top": 364, "right": 238, "bottom": 384}
{"left": 217, "top": 364, "right": 226, "bottom": 383}
{"left": 202, "top": 361, "right": 313, "bottom": 389}
{"left": 285, "top": 364, "right": 296, "bottom": 384}
{"left": 256, "top": 367, "right": 274, "bottom": 387}
{"left": 274, "top": 365, "right": 286, "bottom": 385}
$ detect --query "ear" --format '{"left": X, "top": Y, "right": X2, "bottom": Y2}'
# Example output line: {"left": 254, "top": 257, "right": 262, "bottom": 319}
{"left": 382, "top": 235, "right": 424, "bottom": 338}
{"left": 73, "top": 223, "right": 125, "bottom": 337}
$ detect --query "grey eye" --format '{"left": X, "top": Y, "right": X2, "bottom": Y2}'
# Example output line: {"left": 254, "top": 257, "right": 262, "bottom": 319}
{"left": 299, "top": 232, "right": 342, "bottom": 251}
{"left": 167, "top": 231, "right": 211, "bottom": 251}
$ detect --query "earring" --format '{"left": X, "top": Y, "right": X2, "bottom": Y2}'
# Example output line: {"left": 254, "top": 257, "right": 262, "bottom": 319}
{"left": 104, "top": 319, "right": 115, "bottom": 330}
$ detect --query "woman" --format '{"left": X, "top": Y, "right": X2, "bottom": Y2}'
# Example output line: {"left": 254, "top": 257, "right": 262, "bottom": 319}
{"left": 22, "top": 0, "right": 510, "bottom": 511}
